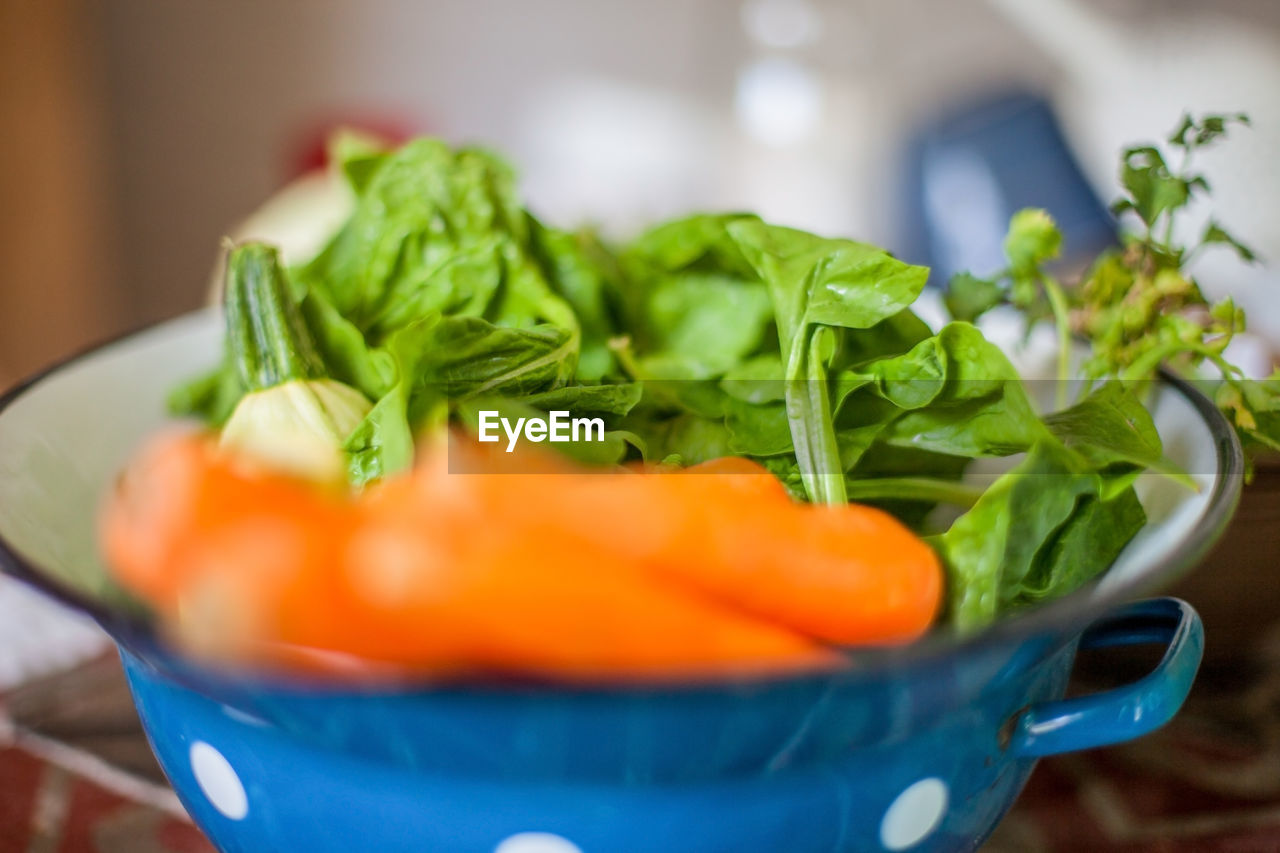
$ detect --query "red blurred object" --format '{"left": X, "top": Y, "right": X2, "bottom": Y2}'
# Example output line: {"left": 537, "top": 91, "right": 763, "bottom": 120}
{"left": 286, "top": 112, "right": 419, "bottom": 180}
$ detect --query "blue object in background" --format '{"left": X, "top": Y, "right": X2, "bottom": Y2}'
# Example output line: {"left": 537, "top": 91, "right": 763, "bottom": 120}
{"left": 898, "top": 91, "right": 1116, "bottom": 285}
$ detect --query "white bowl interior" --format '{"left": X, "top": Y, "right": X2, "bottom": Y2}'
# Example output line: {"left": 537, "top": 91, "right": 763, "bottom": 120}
{"left": 0, "top": 311, "right": 1224, "bottom": 611}
{"left": 0, "top": 312, "right": 220, "bottom": 606}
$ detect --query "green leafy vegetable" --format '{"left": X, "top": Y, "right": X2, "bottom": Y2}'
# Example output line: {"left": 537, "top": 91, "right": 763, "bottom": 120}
{"left": 936, "top": 441, "right": 1143, "bottom": 630}
{"left": 213, "top": 243, "right": 374, "bottom": 483}
{"left": 176, "top": 141, "right": 624, "bottom": 484}
{"left": 943, "top": 272, "right": 1004, "bottom": 325}
{"left": 176, "top": 129, "right": 1237, "bottom": 636}
{"left": 861, "top": 324, "right": 1052, "bottom": 459}
{"left": 727, "top": 219, "right": 930, "bottom": 504}
{"left": 1021, "top": 485, "right": 1146, "bottom": 605}
{"left": 1043, "top": 381, "right": 1191, "bottom": 485}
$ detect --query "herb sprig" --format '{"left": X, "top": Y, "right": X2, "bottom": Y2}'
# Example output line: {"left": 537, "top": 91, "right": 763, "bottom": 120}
{"left": 946, "top": 113, "right": 1280, "bottom": 468}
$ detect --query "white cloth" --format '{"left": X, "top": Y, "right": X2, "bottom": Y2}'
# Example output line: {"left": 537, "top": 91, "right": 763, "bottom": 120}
{"left": 0, "top": 575, "right": 110, "bottom": 692}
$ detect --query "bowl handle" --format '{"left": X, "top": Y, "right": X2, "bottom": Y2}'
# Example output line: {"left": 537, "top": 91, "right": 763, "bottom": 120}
{"left": 1008, "top": 597, "right": 1203, "bottom": 758}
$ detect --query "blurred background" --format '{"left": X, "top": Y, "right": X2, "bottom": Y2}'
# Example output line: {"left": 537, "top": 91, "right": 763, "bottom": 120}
{"left": 2, "top": 3, "right": 1280, "bottom": 849}
{"left": 4, "top": 0, "right": 1279, "bottom": 388}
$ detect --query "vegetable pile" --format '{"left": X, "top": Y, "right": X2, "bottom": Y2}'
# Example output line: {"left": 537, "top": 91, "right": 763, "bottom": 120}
{"left": 102, "top": 116, "right": 1272, "bottom": 679}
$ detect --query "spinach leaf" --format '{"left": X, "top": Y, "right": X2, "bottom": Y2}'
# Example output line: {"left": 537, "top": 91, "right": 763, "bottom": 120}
{"left": 871, "top": 323, "right": 1051, "bottom": 457}
{"left": 726, "top": 221, "right": 929, "bottom": 341}
{"left": 833, "top": 308, "right": 934, "bottom": 369}
{"left": 836, "top": 423, "right": 894, "bottom": 472}
{"left": 343, "top": 317, "right": 444, "bottom": 485}
{"left": 619, "top": 214, "right": 772, "bottom": 380}
{"left": 295, "top": 141, "right": 582, "bottom": 358}
{"left": 936, "top": 437, "right": 1148, "bottom": 632}
{"left": 623, "top": 213, "right": 757, "bottom": 278}
{"left": 299, "top": 292, "right": 396, "bottom": 399}
{"left": 720, "top": 355, "right": 786, "bottom": 405}
{"left": 727, "top": 220, "right": 930, "bottom": 504}
{"left": 527, "top": 222, "right": 620, "bottom": 381}
{"left": 1015, "top": 485, "right": 1146, "bottom": 605}
{"left": 850, "top": 333, "right": 947, "bottom": 410}
{"left": 1043, "top": 381, "right": 1191, "bottom": 484}
{"left": 340, "top": 314, "right": 580, "bottom": 484}
{"left": 426, "top": 316, "right": 574, "bottom": 398}
{"left": 631, "top": 271, "right": 773, "bottom": 379}
{"left": 937, "top": 441, "right": 1100, "bottom": 630}
{"left": 724, "top": 398, "right": 794, "bottom": 457}
{"left": 517, "top": 383, "right": 643, "bottom": 417}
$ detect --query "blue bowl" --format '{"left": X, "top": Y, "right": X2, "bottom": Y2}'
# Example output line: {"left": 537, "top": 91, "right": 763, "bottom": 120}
{"left": 0, "top": 314, "right": 1243, "bottom": 852}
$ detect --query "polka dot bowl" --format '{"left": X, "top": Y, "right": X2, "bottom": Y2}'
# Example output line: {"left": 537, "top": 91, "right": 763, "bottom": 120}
{"left": 0, "top": 313, "right": 1241, "bottom": 852}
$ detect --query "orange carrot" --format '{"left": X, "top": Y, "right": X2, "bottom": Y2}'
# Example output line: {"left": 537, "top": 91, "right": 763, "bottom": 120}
{"left": 338, "top": 507, "right": 833, "bottom": 680}
{"left": 463, "top": 454, "right": 942, "bottom": 646}
{"left": 648, "top": 493, "right": 943, "bottom": 645}
{"left": 100, "top": 431, "right": 357, "bottom": 660}
{"left": 101, "top": 431, "right": 348, "bottom": 608}
{"left": 100, "top": 433, "right": 941, "bottom": 680}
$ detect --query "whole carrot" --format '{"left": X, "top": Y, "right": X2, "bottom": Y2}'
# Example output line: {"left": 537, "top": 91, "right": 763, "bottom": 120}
{"left": 462, "top": 453, "right": 943, "bottom": 646}
{"left": 100, "top": 433, "right": 835, "bottom": 679}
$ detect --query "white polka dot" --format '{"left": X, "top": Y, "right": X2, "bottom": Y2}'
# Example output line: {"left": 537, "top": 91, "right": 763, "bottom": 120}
{"left": 190, "top": 741, "right": 248, "bottom": 820}
{"left": 879, "top": 777, "right": 948, "bottom": 850}
{"left": 494, "top": 832, "right": 583, "bottom": 853}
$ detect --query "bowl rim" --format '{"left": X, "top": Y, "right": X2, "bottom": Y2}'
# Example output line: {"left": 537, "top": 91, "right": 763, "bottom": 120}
{"left": 0, "top": 314, "right": 1246, "bottom": 694}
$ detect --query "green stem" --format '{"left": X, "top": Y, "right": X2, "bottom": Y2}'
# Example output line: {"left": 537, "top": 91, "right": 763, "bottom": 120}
{"left": 1161, "top": 147, "right": 1193, "bottom": 248}
{"left": 1119, "top": 343, "right": 1178, "bottom": 383}
{"left": 1119, "top": 340, "right": 1242, "bottom": 385}
{"left": 607, "top": 336, "right": 643, "bottom": 380}
{"left": 1197, "top": 347, "right": 1245, "bottom": 381}
{"left": 225, "top": 242, "right": 327, "bottom": 392}
{"left": 844, "top": 477, "right": 985, "bottom": 508}
{"left": 1041, "top": 273, "right": 1072, "bottom": 409}
{"left": 785, "top": 327, "right": 847, "bottom": 506}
